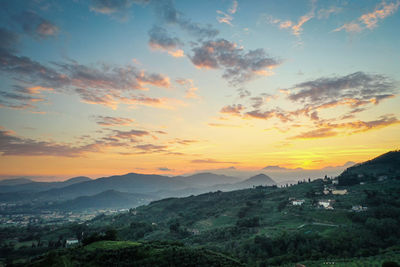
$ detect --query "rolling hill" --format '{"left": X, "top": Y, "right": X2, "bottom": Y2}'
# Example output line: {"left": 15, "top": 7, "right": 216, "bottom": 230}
{"left": 338, "top": 150, "right": 400, "bottom": 185}
{"left": 50, "top": 190, "right": 154, "bottom": 211}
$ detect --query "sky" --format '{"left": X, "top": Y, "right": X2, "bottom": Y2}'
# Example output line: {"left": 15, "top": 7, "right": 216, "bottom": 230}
{"left": 0, "top": 0, "right": 399, "bottom": 179}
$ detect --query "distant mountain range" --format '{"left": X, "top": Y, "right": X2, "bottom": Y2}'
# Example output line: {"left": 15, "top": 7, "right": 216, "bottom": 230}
{"left": 1, "top": 150, "right": 397, "bottom": 212}
{"left": 0, "top": 176, "right": 91, "bottom": 193}
{"left": 0, "top": 178, "right": 33, "bottom": 186}
{"left": 187, "top": 161, "right": 356, "bottom": 182}
{"left": 0, "top": 172, "right": 277, "bottom": 211}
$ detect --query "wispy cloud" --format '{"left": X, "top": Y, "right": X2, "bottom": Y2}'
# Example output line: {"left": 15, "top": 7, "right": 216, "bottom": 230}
{"left": 291, "top": 115, "right": 399, "bottom": 140}
{"left": 89, "top": 0, "right": 149, "bottom": 21}
{"left": 92, "top": 116, "right": 134, "bottom": 126}
{"left": 191, "top": 158, "right": 238, "bottom": 164}
{"left": 176, "top": 78, "right": 199, "bottom": 99}
{"left": 216, "top": 0, "right": 238, "bottom": 26}
{"left": 153, "top": 0, "right": 219, "bottom": 39}
{"left": 334, "top": 0, "right": 400, "bottom": 33}
{"left": 268, "top": 0, "right": 316, "bottom": 38}
{"left": 13, "top": 11, "right": 59, "bottom": 39}
{"left": 317, "top": 6, "right": 342, "bottom": 19}
{"left": 290, "top": 128, "right": 338, "bottom": 139}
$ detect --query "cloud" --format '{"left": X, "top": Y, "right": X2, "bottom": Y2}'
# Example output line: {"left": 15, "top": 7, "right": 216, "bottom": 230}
{"left": 14, "top": 85, "right": 53, "bottom": 95}
{"left": 0, "top": 99, "right": 35, "bottom": 111}
{"left": 288, "top": 72, "right": 396, "bottom": 107}
{"left": 153, "top": 0, "right": 219, "bottom": 39}
{"left": 176, "top": 78, "right": 199, "bottom": 99}
{"left": 220, "top": 71, "right": 398, "bottom": 135}
{"left": 56, "top": 62, "right": 171, "bottom": 91}
{"left": 0, "top": 91, "right": 46, "bottom": 114}
{"left": 237, "top": 88, "right": 251, "bottom": 98}
{"left": 0, "top": 124, "right": 180, "bottom": 157}
{"left": 317, "top": 6, "right": 342, "bottom": 19}
{"left": 190, "top": 39, "right": 280, "bottom": 85}
{"left": 291, "top": 115, "right": 399, "bottom": 140}
{"left": 322, "top": 115, "right": 400, "bottom": 133}
{"left": 291, "top": 128, "right": 338, "bottom": 139}
{"left": 245, "top": 109, "right": 275, "bottom": 120}
{"left": 229, "top": 0, "right": 238, "bottom": 14}
{"left": 268, "top": 0, "right": 316, "bottom": 37}
{"left": 216, "top": 0, "right": 238, "bottom": 25}
{"left": 134, "top": 144, "right": 168, "bottom": 153}
{"left": 93, "top": 116, "right": 134, "bottom": 126}
{"left": 76, "top": 88, "right": 119, "bottom": 109}
{"left": 216, "top": 10, "right": 234, "bottom": 26}
{"left": 76, "top": 89, "right": 184, "bottom": 110}
{"left": 119, "top": 94, "right": 185, "bottom": 109}
{"left": 220, "top": 104, "right": 244, "bottom": 115}
{"left": 148, "top": 26, "right": 184, "bottom": 57}
{"left": 359, "top": 0, "right": 400, "bottom": 29}
{"left": 250, "top": 96, "right": 264, "bottom": 109}
{"left": 0, "top": 35, "right": 174, "bottom": 111}
{"left": 171, "top": 138, "right": 198, "bottom": 145}
{"left": 208, "top": 123, "right": 240, "bottom": 128}
{"left": 0, "top": 127, "right": 101, "bottom": 157}
{"left": 0, "top": 26, "right": 170, "bottom": 93}
{"left": 334, "top": 0, "right": 399, "bottom": 33}
{"left": 158, "top": 167, "right": 173, "bottom": 171}
{"left": 13, "top": 11, "right": 59, "bottom": 39}
{"left": 89, "top": 0, "right": 149, "bottom": 20}
{"left": 191, "top": 158, "right": 238, "bottom": 164}
{"left": 333, "top": 23, "right": 363, "bottom": 33}
{"left": 112, "top": 129, "right": 150, "bottom": 139}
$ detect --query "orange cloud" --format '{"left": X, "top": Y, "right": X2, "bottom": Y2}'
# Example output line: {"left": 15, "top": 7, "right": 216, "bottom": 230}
{"left": 334, "top": 0, "right": 400, "bottom": 33}
{"left": 360, "top": 0, "right": 400, "bottom": 29}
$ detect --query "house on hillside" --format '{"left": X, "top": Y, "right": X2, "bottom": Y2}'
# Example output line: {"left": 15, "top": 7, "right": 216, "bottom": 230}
{"left": 323, "top": 185, "right": 347, "bottom": 195}
{"left": 352, "top": 205, "right": 368, "bottom": 212}
{"left": 66, "top": 239, "right": 79, "bottom": 247}
{"left": 378, "top": 175, "right": 388, "bottom": 181}
{"left": 291, "top": 199, "right": 305, "bottom": 206}
{"left": 332, "top": 189, "right": 347, "bottom": 195}
{"left": 318, "top": 199, "right": 334, "bottom": 209}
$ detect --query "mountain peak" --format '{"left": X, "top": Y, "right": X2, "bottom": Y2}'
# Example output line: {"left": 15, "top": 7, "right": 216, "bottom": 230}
{"left": 237, "top": 173, "right": 276, "bottom": 187}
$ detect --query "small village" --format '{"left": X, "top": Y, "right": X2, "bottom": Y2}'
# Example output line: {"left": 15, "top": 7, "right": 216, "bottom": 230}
{"left": 288, "top": 176, "right": 368, "bottom": 212}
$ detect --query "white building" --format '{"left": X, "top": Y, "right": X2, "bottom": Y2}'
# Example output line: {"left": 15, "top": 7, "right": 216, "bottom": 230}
{"left": 66, "top": 239, "right": 79, "bottom": 247}
{"left": 319, "top": 200, "right": 334, "bottom": 209}
{"left": 292, "top": 199, "right": 305, "bottom": 206}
